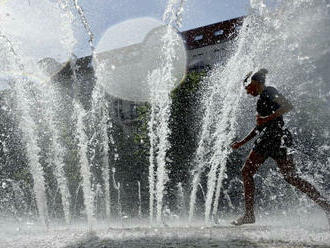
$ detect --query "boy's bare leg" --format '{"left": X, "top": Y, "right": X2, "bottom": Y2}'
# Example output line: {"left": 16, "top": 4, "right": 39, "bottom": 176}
{"left": 232, "top": 151, "right": 266, "bottom": 225}
{"left": 276, "top": 157, "right": 330, "bottom": 227}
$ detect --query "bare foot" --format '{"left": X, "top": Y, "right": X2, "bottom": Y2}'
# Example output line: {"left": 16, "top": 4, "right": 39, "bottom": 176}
{"left": 231, "top": 214, "right": 255, "bottom": 226}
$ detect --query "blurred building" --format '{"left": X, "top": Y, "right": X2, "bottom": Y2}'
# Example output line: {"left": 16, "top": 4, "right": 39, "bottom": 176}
{"left": 182, "top": 16, "right": 243, "bottom": 71}
{"left": 36, "top": 17, "right": 244, "bottom": 217}
{"left": 50, "top": 16, "right": 243, "bottom": 123}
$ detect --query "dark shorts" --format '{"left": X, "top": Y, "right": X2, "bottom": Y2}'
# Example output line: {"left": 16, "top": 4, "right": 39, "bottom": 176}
{"left": 253, "top": 128, "right": 293, "bottom": 160}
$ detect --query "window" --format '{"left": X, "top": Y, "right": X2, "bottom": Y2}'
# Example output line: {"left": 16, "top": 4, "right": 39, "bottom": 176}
{"left": 130, "top": 104, "right": 137, "bottom": 119}
{"left": 193, "top": 53, "right": 203, "bottom": 57}
{"left": 114, "top": 99, "right": 124, "bottom": 119}
{"left": 194, "top": 34, "right": 203, "bottom": 41}
{"left": 235, "top": 25, "right": 241, "bottom": 32}
{"left": 214, "top": 29, "right": 224, "bottom": 36}
{"left": 193, "top": 53, "right": 203, "bottom": 58}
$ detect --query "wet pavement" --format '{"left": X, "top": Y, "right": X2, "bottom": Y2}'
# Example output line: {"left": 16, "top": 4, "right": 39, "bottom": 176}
{"left": 64, "top": 232, "right": 330, "bottom": 248}
{"left": 1, "top": 213, "right": 329, "bottom": 248}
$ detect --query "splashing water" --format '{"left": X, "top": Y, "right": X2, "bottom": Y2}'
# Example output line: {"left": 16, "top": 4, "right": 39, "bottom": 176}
{"left": 176, "top": 182, "right": 186, "bottom": 217}
{"left": 100, "top": 102, "right": 111, "bottom": 220}
{"left": 58, "top": 0, "right": 97, "bottom": 225}
{"left": 38, "top": 78, "right": 71, "bottom": 224}
{"left": 148, "top": 95, "right": 157, "bottom": 223}
{"left": 0, "top": 0, "right": 77, "bottom": 225}
{"left": 73, "top": 0, "right": 95, "bottom": 53}
{"left": 0, "top": 0, "right": 328, "bottom": 239}
{"left": 0, "top": 33, "right": 49, "bottom": 224}
{"left": 72, "top": 0, "right": 114, "bottom": 222}
{"left": 66, "top": 0, "right": 114, "bottom": 224}
{"left": 190, "top": 0, "right": 330, "bottom": 223}
{"left": 147, "top": 0, "right": 187, "bottom": 224}
{"left": 74, "top": 101, "right": 96, "bottom": 224}
{"left": 14, "top": 77, "right": 49, "bottom": 225}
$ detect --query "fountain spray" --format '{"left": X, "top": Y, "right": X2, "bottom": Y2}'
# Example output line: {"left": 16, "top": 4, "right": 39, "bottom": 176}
{"left": 147, "top": 0, "right": 187, "bottom": 225}
{"left": 0, "top": 32, "right": 48, "bottom": 225}
{"left": 71, "top": 0, "right": 113, "bottom": 221}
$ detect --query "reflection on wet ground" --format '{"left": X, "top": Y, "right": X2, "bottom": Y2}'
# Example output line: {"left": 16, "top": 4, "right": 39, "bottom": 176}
{"left": 65, "top": 233, "right": 330, "bottom": 248}
{"left": 1, "top": 213, "right": 329, "bottom": 248}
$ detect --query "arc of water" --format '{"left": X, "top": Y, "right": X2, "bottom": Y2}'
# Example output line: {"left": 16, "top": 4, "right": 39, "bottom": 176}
{"left": 73, "top": 0, "right": 95, "bottom": 52}
{"left": 57, "top": 0, "right": 76, "bottom": 54}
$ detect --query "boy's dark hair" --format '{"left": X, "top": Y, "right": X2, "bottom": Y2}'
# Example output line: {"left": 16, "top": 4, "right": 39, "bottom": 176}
{"left": 251, "top": 68, "right": 268, "bottom": 84}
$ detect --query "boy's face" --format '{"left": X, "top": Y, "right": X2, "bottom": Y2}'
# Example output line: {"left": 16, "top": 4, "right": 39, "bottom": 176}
{"left": 245, "top": 80, "right": 260, "bottom": 97}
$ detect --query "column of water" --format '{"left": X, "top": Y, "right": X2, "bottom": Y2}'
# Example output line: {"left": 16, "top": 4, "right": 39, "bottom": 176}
{"left": 148, "top": 101, "right": 157, "bottom": 223}
{"left": 40, "top": 84, "right": 71, "bottom": 224}
{"left": 53, "top": 0, "right": 77, "bottom": 223}
{"left": 74, "top": 100, "right": 95, "bottom": 224}
{"left": 16, "top": 81, "right": 48, "bottom": 225}
{"left": 188, "top": 80, "right": 217, "bottom": 222}
{"left": 204, "top": 83, "right": 243, "bottom": 222}
{"left": 188, "top": 17, "right": 252, "bottom": 222}
{"left": 72, "top": 0, "right": 112, "bottom": 221}
{"left": 154, "top": 82, "right": 171, "bottom": 224}
{"left": 90, "top": 86, "right": 112, "bottom": 220}
{"left": 204, "top": 32, "right": 252, "bottom": 223}
{"left": 196, "top": 6, "right": 285, "bottom": 222}
{"left": 0, "top": 33, "right": 48, "bottom": 224}
{"left": 59, "top": 0, "right": 100, "bottom": 224}
{"left": 69, "top": 0, "right": 96, "bottom": 224}
{"left": 153, "top": 0, "right": 187, "bottom": 224}
{"left": 101, "top": 101, "right": 111, "bottom": 219}
{"left": 177, "top": 182, "right": 186, "bottom": 217}
{"left": 206, "top": 0, "right": 290, "bottom": 221}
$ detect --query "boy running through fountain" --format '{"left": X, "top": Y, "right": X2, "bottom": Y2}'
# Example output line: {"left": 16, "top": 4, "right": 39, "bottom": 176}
{"left": 230, "top": 69, "right": 330, "bottom": 226}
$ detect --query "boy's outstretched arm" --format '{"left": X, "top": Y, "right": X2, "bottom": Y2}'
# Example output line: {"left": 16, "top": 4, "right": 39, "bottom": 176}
{"left": 231, "top": 127, "right": 258, "bottom": 149}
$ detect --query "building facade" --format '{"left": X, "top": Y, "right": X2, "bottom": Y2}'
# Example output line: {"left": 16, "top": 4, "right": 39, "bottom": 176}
{"left": 182, "top": 16, "right": 243, "bottom": 71}
{"left": 51, "top": 16, "right": 243, "bottom": 123}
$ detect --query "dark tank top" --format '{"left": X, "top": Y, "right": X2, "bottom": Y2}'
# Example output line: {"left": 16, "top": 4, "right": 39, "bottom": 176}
{"left": 256, "top": 86, "right": 284, "bottom": 132}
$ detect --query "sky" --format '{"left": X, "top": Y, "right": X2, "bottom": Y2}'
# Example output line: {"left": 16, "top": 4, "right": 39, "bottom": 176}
{"left": 0, "top": 0, "right": 250, "bottom": 62}
{"left": 76, "top": 0, "right": 249, "bottom": 57}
